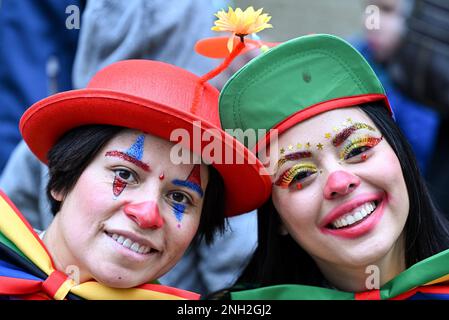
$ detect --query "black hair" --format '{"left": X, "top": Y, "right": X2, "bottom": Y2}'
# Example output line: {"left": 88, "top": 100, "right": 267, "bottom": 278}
{"left": 238, "top": 102, "right": 449, "bottom": 287}
{"left": 46, "top": 125, "right": 226, "bottom": 245}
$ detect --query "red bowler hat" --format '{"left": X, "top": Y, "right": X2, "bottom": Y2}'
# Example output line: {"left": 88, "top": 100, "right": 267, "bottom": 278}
{"left": 19, "top": 59, "right": 271, "bottom": 216}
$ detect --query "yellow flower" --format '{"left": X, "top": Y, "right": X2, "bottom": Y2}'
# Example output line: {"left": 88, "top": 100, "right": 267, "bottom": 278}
{"left": 212, "top": 7, "right": 273, "bottom": 52}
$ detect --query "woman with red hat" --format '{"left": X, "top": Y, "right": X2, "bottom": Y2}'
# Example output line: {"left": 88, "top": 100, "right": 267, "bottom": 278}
{"left": 216, "top": 34, "right": 449, "bottom": 300}
{"left": 0, "top": 59, "right": 271, "bottom": 300}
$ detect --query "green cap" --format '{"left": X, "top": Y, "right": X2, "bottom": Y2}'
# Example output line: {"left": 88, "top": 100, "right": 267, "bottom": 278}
{"left": 219, "top": 34, "right": 391, "bottom": 151}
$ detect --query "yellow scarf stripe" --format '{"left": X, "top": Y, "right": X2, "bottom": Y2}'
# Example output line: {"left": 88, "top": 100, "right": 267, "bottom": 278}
{"left": 71, "top": 282, "right": 187, "bottom": 300}
{"left": 425, "top": 274, "right": 449, "bottom": 286}
{"left": 0, "top": 192, "right": 54, "bottom": 275}
{"left": 0, "top": 191, "right": 196, "bottom": 300}
{"left": 53, "top": 278, "right": 77, "bottom": 300}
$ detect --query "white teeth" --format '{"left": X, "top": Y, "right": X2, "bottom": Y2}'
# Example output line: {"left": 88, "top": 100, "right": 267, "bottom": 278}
{"left": 361, "top": 208, "right": 366, "bottom": 216}
{"left": 108, "top": 233, "right": 154, "bottom": 254}
{"left": 122, "top": 239, "right": 132, "bottom": 248}
{"left": 331, "top": 201, "right": 377, "bottom": 229}
{"left": 130, "top": 242, "right": 140, "bottom": 252}
{"left": 138, "top": 246, "right": 147, "bottom": 254}
{"left": 348, "top": 215, "right": 356, "bottom": 224}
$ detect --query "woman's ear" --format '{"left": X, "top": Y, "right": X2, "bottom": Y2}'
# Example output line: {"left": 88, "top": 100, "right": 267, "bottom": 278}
{"left": 50, "top": 189, "right": 64, "bottom": 201}
{"left": 278, "top": 222, "right": 289, "bottom": 236}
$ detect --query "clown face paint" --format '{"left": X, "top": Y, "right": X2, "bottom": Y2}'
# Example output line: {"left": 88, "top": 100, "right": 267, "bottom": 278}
{"left": 44, "top": 130, "right": 209, "bottom": 288}
{"left": 271, "top": 107, "right": 409, "bottom": 291}
{"left": 275, "top": 162, "right": 318, "bottom": 188}
{"left": 339, "top": 134, "right": 383, "bottom": 161}
{"left": 332, "top": 123, "right": 376, "bottom": 147}
{"left": 172, "top": 164, "right": 204, "bottom": 197}
{"left": 173, "top": 203, "right": 186, "bottom": 228}
{"left": 171, "top": 165, "right": 204, "bottom": 227}
{"left": 105, "top": 134, "right": 150, "bottom": 172}
{"left": 106, "top": 134, "right": 150, "bottom": 199}
{"left": 277, "top": 151, "right": 313, "bottom": 171}
{"left": 112, "top": 176, "right": 127, "bottom": 199}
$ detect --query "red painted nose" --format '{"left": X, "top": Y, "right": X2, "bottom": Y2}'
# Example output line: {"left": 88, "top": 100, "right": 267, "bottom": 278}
{"left": 324, "top": 170, "right": 360, "bottom": 200}
{"left": 124, "top": 201, "right": 164, "bottom": 229}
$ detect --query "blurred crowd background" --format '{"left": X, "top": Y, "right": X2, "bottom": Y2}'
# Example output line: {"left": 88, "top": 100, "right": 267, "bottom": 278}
{"left": 236, "top": 0, "right": 365, "bottom": 40}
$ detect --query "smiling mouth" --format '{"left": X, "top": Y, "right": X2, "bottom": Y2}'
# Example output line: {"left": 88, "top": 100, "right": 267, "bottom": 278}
{"left": 105, "top": 231, "right": 159, "bottom": 255}
{"left": 326, "top": 200, "right": 379, "bottom": 230}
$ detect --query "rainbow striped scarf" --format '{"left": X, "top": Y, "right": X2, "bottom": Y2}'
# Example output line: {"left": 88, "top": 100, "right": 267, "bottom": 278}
{"left": 0, "top": 190, "right": 199, "bottom": 300}
{"left": 232, "top": 248, "right": 449, "bottom": 300}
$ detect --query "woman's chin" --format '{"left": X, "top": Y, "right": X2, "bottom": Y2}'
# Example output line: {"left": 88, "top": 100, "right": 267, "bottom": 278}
{"left": 340, "top": 242, "right": 393, "bottom": 268}
{"left": 90, "top": 270, "right": 150, "bottom": 288}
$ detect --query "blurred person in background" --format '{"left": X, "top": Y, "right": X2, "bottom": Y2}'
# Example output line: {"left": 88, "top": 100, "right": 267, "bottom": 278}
{"left": 353, "top": 0, "right": 441, "bottom": 179}
{"left": 0, "top": 0, "right": 83, "bottom": 173}
{"left": 387, "top": 0, "right": 449, "bottom": 217}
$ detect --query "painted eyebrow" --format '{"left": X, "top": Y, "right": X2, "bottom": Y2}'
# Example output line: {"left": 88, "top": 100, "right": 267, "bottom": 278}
{"left": 332, "top": 123, "right": 376, "bottom": 147}
{"left": 277, "top": 150, "right": 313, "bottom": 170}
{"left": 172, "top": 179, "right": 204, "bottom": 198}
{"left": 105, "top": 151, "right": 150, "bottom": 172}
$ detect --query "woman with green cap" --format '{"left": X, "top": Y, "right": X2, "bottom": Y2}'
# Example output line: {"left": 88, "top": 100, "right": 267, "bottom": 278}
{"left": 217, "top": 34, "right": 449, "bottom": 300}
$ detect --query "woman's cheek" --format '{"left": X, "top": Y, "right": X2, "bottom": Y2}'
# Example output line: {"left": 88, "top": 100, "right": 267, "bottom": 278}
{"left": 374, "top": 148, "right": 404, "bottom": 185}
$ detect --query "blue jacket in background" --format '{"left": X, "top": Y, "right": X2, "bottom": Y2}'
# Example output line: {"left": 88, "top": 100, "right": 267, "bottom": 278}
{"left": 355, "top": 40, "right": 441, "bottom": 176}
{"left": 0, "top": 0, "right": 82, "bottom": 172}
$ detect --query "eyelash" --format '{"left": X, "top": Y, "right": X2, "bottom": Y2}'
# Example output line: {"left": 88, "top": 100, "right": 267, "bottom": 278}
{"left": 113, "top": 168, "right": 138, "bottom": 184}
{"left": 275, "top": 163, "right": 318, "bottom": 188}
{"left": 340, "top": 136, "right": 382, "bottom": 160}
{"left": 166, "top": 191, "right": 193, "bottom": 206}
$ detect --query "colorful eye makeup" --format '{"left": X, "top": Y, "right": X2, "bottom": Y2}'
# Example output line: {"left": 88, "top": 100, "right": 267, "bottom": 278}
{"left": 339, "top": 135, "right": 383, "bottom": 160}
{"left": 171, "top": 165, "right": 204, "bottom": 198}
{"left": 277, "top": 151, "right": 312, "bottom": 170}
{"left": 275, "top": 162, "right": 318, "bottom": 188}
{"left": 173, "top": 203, "right": 185, "bottom": 228}
{"left": 275, "top": 121, "right": 381, "bottom": 190}
{"left": 169, "top": 165, "right": 203, "bottom": 227}
{"left": 332, "top": 123, "right": 375, "bottom": 147}
{"left": 106, "top": 134, "right": 150, "bottom": 199}
{"left": 112, "top": 176, "right": 127, "bottom": 199}
{"left": 105, "top": 134, "right": 150, "bottom": 172}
